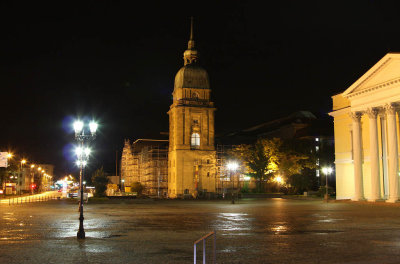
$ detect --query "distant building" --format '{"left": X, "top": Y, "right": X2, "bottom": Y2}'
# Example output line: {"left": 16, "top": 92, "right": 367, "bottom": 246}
{"left": 217, "top": 110, "right": 334, "bottom": 190}
{"left": 37, "top": 164, "right": 54, "bottom": 191}
{"left": 330, "top": 53, "right": 400, "bottom": 202}
{"left": 121, "top": 139, "right": 168, "bottom": 197}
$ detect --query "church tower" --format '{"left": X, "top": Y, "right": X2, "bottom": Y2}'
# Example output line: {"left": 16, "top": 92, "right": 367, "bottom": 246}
{"left": 167, "top": 18, "right": 216, "bottom": 198}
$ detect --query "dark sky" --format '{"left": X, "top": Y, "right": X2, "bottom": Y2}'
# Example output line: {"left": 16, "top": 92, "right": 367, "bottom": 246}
{"left": 1, "top": 1, "right": 400, "bottom": 178}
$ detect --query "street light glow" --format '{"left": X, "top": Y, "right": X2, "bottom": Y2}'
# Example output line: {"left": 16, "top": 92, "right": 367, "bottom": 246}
{"left": 89, "top": 121, "right": 98, "bottom": 134}
{"left": 75, "top": 147, "right": 83, "bottom": 157}
{"left": 227, "top": 161, "right": 239, "bottom": 171}
{"left": 73, "top": 120, "right": 84, "bottom": 133}
{"left": 275, "top": 176, "right": 283, "bottom": 184}
{"left": 84, "top": 147, "right": 91, "bottom": 156}
{"left": 7, "top": 153, "right": 12, "bottom": 158}
{"left": 31, "top": 164, "right": 35, "bottom": 168}
{"left": 21, "top": 159, "right": 26, "bottom": 164}
{"left": 322, "top": 167, "right": 333, "bottom": 175}
{"left": 76, "top": 160, "right": 88, "bottom": 167}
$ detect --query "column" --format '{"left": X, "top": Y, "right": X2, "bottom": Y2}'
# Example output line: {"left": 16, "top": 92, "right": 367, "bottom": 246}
{"left": 350, "top": 112, "right": 364, "bottom": 201}
{"left": 385, "top": 103, "right": 399, "bottom": 203}
{"left": 367, "top": 108, "right": 380, "bottom": 201}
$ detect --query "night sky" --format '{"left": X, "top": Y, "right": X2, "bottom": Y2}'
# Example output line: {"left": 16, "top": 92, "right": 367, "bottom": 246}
{"left": 1, "top": 1, "right": 400, "bottom": 178}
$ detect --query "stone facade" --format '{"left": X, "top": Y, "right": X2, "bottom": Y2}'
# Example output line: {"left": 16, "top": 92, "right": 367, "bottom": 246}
{"left": 167, "top": 19, "right": 217, "bottom": 198}
{"left": 121, "top": 19, "right": 217, "bottom": 198}
{"left": 330, "top": 53, "right": 400, "bottom": 202}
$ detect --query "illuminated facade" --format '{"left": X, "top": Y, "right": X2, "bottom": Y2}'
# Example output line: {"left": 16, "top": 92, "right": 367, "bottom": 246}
{"left": 330, "top": 53, "right": 400, "bottom": 202}
{"left": 121, "top": 139, "right": 168, "bottom": 196}
{"left": 167, "top": 19, "right": 217, "bottom": 198}
{"left": 121, "top": 19, "right": 217, "bottom": 198}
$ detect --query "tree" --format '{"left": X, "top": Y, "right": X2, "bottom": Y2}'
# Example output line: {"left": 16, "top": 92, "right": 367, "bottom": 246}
{"left": 230, "top": 137, "right": 316, "bottom": 193}
{"left": 229, "top": 138, "right": 281, "bottom": 192}
{"left": 91, "top": 167, "right": 109, "bottom": 197}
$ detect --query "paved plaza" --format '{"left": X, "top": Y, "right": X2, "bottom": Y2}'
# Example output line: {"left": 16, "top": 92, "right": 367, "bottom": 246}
{"left": 1, "top": 198, "right": 400, "bottom": 263}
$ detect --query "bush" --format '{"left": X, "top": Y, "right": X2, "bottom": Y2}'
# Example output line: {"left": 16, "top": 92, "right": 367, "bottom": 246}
{"left": 91, "top": 167, "right": 109, "bottom": 197}
{"left": 130, "top": 182, "right": 143, "bottom": 194}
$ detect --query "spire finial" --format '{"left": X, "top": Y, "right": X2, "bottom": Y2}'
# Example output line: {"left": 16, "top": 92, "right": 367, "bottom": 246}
{"left": 188, "top": 16, "right": 195, "bottom": 50}
{"left": 184, "top": 16, "right": 198, "bottom": 65}
{"left": 190, "top": 16, "right": 194, "bottom": 41}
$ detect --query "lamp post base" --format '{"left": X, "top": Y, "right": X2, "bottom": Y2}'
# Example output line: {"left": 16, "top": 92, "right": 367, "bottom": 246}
{"left": 77, "top": 229, "right": 85, "bottom": 239}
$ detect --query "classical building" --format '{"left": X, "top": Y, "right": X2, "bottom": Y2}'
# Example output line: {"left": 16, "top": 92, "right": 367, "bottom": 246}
{"left": 167, "top": 18, "right": 217, "bottom": 198}
{"left": 330, "top": 53, "right": 400, "bottom": 202}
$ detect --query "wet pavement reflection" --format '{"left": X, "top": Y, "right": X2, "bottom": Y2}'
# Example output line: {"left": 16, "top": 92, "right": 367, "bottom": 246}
{"left": 2, "top": 199, "right": 400, "bottom": 263}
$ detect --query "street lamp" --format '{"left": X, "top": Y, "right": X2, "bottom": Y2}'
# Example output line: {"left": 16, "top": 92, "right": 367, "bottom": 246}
{"left": 227, "top": 161, "right": 239, "bottom": 204}
{"left": 19, "top": 159, "right": 26, "bottom": 195}
{"left": 322, "top": 167, "right": 333, "bottom": 201}
{"left": 30, "top": 164, "right": 35, "bottom": 194}
{"left": 73, "top": 119, "right": 97, "bottom": 239}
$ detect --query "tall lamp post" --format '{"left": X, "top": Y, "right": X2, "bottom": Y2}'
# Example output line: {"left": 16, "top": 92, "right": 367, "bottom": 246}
{"left": 322, "top": 167, "right": 333, "bottom": 201}
{"left": 227, "top": 161, "right": 239, "bottom": 204}
{"left": 19, "top": 159, "right": 26, "bottom": 195}
{"left": 73, "top": 120, "right": 97, "bottom": 239}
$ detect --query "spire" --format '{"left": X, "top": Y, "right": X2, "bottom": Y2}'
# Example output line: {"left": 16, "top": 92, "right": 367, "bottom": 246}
{"left": 184, "top": 16, "right": 198, "bottom": 65}
{"left": 188, "top": 16, "right": 195, "bottom": 50}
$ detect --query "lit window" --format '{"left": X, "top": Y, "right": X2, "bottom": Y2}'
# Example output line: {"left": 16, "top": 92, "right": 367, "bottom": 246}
{"left": 316, "top": 146, "right": 319, "bottom": 152}
{"left": 316, "top": 170, "right": 320, "bottom": 177}
{"left": 191, "top": 133, "right": 200, "bottom": 149}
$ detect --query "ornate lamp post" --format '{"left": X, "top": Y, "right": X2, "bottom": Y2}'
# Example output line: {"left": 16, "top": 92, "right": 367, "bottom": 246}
{"left": 73, "top": 120, "right": 97, "bottom": 239}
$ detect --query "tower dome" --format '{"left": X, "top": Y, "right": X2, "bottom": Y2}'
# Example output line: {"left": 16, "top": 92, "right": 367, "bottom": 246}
{"left": 174, "top": 17, "right": 210, "bottom": 90}
{"left": 174, "top": 64, "right": 210, "bottom": 89}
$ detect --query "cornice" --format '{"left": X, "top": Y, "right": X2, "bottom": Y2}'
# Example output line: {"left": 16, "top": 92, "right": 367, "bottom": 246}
{"left": 346, "top": 76, "right": 400, "bottom": 99}
{"left": 348, "top": 57, "right": 391, "bottom": 96}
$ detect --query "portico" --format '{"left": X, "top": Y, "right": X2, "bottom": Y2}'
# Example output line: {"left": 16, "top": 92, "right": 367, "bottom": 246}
{"left": 330, "top": 53, "right": 400, "bottom": 202}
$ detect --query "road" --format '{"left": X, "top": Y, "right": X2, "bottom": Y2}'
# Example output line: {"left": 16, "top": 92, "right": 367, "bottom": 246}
{"left": 1, "top": 198, "right": 400, "bottom": 263}
{"left": 0, "top": 191, "right": 61, "bottom": 204}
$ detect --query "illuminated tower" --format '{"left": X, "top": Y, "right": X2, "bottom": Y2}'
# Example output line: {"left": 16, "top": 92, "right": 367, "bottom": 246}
{"left": 167, "top": 18, "right": 216, "bottom": 198}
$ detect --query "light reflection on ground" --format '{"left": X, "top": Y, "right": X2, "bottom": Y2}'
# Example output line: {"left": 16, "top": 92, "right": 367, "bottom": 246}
{"left": 1, "top": 199, "right": 400, "bottom": 263}
{"left": 215, "top": 213, "right": 252, "bottom": 232}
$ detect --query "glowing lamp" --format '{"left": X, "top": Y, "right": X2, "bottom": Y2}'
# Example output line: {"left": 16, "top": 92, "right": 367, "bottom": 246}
{"left": 227, "top": 162, "right": 239, "bottom": 171}
{"left": 73, "top": 121, "right": 84, "bottom": 134}
{"left": 89, "top": 121, "right": 98, "bottom": 134}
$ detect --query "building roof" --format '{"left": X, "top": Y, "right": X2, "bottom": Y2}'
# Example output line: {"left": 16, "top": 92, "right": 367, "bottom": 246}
{"left": 131, "top": 139, "right": 168, "bottom": 153}
{"left": 216, "top": 111, "right": 332, "bottom": 145}
{"left": 174, "top": 64, "right": 210, "bottom": 89}
{"left": 174, "top": 17, "right": 210, "bottom": 90}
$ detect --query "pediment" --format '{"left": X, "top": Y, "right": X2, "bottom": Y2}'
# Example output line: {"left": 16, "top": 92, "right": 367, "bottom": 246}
{"left": 342, "top": 53, "right": 400, "bottom": 98}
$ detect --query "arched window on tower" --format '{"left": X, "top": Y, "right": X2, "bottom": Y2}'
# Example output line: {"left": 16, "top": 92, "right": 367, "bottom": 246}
{"left": 191, "top": 133, "right": 200, "bottom": 149}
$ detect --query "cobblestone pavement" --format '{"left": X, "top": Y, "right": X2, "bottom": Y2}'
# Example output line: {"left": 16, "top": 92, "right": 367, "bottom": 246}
{"left": 1, "top": 198, "right": 400, "bottom": 263}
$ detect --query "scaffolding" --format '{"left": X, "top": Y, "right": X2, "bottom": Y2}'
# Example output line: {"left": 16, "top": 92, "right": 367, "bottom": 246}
{"left": 120, "top": 139, "right": 169, "bottom": 197}
{"left": 216, "top": 144, "right": 233, "bottom": 195}
{"left": 138, "top": 144, "right": 168, "bottom": 197}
